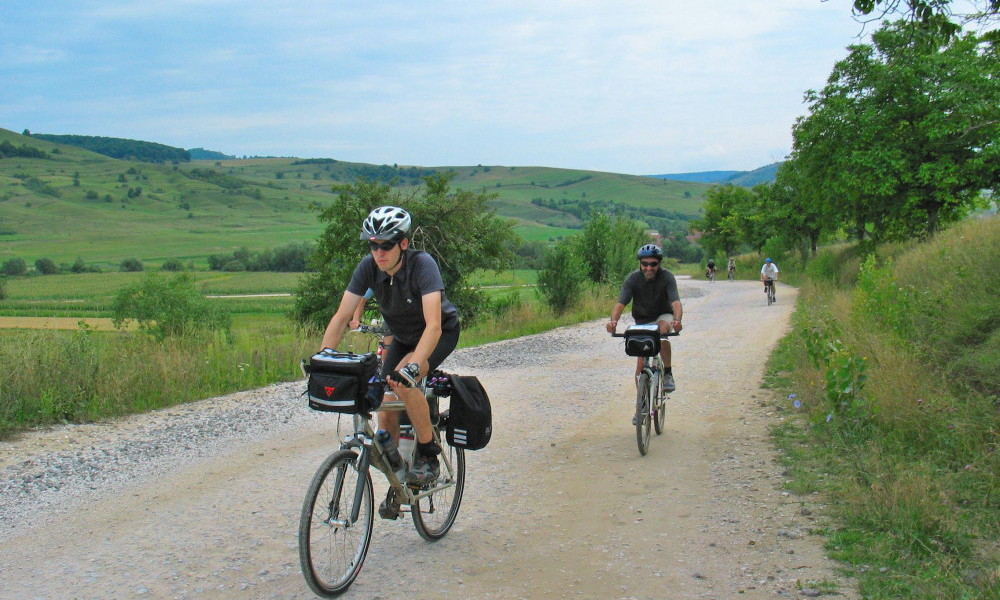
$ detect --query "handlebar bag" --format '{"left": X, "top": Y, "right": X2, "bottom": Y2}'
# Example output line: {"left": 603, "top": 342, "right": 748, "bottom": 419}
{"left": 624, "top": 323, "right": 661, "bottom": 357}
{"left": 303, "top": 350, "right": 378, "bottom": 413}
{"left": 445, "top": 375, "right": 492, "bottom": 450}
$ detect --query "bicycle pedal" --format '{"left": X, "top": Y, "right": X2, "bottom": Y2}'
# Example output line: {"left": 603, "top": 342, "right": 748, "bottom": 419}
{"left": 378, "top": 500, "right": 401, "bottom": 520}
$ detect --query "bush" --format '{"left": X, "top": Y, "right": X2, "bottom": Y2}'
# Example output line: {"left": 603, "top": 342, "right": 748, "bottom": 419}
{"left": 2, "top": 257, "right": 28, "bottom": 276}
{"left": 120, "top": 258, "right": 144, "bottom": 272}
{"left": 35, "top": 257, "right": 58, "bottom": 275}
{"left": 161, "top": 258, "right": 185, "bottom": 272}
{"left": 112, "top": 272, "right": 231, "bottom": 340}
{"left": 537, "top": 240, "right": 586, "bottom": 314}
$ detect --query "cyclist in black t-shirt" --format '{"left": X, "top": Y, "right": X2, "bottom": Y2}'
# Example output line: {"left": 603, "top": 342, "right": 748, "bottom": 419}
{"left": 606, "top": 244, "right": 684, "bottom": 392}
{"left": 321, "top": 206, "right": 460, "bottom": 488}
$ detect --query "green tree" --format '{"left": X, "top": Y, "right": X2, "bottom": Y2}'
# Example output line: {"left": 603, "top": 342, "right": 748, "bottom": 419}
{"left": 112, "top": 273, "right": 231, "bottom": 340}
{"left": 293, "top": 173, "right": 516, "bottom": 330}
{"left": 851, "top": 0, "right": 999, "bottom": 41}
{"left": 792, "top": 21, "right": 999, "bottom": 241}
{"left": 691, "top": 185, "right": 755, "bottom": 257}
{"left": 1, "top": 257, "right": 27, "bottom": 276}
{"left": 537, "top": 240, "right": 586, "bottom": 315}
{"left": 161, "top": 258, "right": 185, "bottom": 272}
{"left": 120, "top": 257, "right": 144, "bottom": 272}
{"left": 573, "top": 212, "right": 648, "bottom": 285}
{"left": 34, "top": 257, "right": 58, "bottom": 275}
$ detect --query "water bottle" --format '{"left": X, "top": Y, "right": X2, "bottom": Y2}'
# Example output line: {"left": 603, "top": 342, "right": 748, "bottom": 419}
{"left": 375, "top": 430, "right": 407, "bottom": 480}
{"left": 398, "top": 425, "right": 416, "bottom": 467}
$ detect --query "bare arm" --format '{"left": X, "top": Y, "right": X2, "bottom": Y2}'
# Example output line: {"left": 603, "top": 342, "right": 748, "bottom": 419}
{"left": 320, "top": 290, "right": 365, "bottom": 350}
{"left": 348, "top": 297, "right": 366, "bottom": 330}
{"left": 671, "top": 300, "right": 683, "bottom": 333}
{"left": 606, "top": 302, "right": 627, "bottom": 333}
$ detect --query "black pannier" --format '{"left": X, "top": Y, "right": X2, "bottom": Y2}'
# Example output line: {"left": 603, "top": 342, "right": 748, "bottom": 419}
{"left": 303, "top": 350, "right": 378, "bottom": 414}
{"left": 623, "top": 323, "right": 661, "bottom": 357}
{"left": 445, "top": 375, "right": 492, "bottom": 450}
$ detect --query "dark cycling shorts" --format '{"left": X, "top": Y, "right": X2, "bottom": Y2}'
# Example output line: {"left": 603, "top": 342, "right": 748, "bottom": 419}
{"left": 381, "top": 327, "right": 460, "bottom": 380}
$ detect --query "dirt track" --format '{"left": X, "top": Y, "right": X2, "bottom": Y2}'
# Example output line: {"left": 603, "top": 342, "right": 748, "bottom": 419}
{"left": 0, "top": 278, "right": 856, "bottom": 599}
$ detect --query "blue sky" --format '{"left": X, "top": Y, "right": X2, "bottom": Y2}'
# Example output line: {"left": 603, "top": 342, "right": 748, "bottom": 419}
{"left": 1, "top": 1, "right": 868, "bottom": 174}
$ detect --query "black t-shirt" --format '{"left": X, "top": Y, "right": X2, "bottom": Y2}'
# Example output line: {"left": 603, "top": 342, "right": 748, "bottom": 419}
{"left": 347, "top": 249, "right": 460, "bottom": 345}
{"left": 617, "top": 268, "right": 681, "bottom": 324}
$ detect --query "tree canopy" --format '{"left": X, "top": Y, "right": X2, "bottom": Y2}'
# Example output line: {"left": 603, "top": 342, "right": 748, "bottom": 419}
{"left": 293, "top": 172, "right": 517, "bottom": 330}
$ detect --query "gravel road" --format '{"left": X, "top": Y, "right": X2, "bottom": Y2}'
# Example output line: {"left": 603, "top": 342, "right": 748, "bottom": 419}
{"left": 0, "top": 278, "right": 857, "bottom": 599}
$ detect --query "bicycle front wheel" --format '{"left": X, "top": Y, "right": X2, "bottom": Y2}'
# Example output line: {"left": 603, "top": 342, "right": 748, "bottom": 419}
{"left": 299, "top": 449, "right": 374, "bottom": 597}
{"left": 635, "top": 373, "right": 652, "bottom": 455}
{"left": 411, "top": 442, "right": 465, "bottom": 541}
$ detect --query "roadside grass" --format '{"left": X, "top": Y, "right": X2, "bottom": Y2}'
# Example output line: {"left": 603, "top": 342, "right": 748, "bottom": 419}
{"left": 0, "top": 267, "right": 621, "bottom": 438}
{"left": 767, "top": 217, "right": 1000, "bottom": 599}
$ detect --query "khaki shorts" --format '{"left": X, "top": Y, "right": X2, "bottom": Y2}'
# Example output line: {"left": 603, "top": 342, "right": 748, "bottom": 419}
{"left": 654, "top": 313, "right": 676, "bottom": 334}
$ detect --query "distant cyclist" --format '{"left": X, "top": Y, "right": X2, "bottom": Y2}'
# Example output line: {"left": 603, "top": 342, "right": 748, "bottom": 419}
{"left": 606, "top": 244, "right": 683, "bottom": 393}
{"left": 706, "top": 258, "right": 716, "bottom": 281}
{"left": 760, "top": 258, "right": 779, "bottom": 296}
{"left": 727, "top": 258, "right": 736, "bottom": 281}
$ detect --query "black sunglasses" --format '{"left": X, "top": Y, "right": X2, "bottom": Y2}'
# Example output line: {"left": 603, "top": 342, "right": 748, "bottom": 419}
{"left": 368, "top": 240, "right": 398, "bottom": 252}
{"left": 640, "top": 260, "right": 660, "bottom": 268}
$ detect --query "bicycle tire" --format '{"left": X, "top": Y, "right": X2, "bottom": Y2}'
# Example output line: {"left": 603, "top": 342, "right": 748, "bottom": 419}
{"left": 766, "top": 282, "right": 773, "bottom": 306}
{"left": 653, "top": 374, "right": 666, "bottom": 435}
{"left": 635, "top": 372, "right": 652, "bottom": 455}
{"left": 411, "top": 441, "right": 466, "bottom": 541}
{"left": 299, "top": 449, "right": 374, "bottom": 597}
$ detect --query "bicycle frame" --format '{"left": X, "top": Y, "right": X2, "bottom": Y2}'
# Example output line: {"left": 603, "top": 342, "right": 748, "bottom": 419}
{"left": 341, "top": 393, "right": 458, "bottom": 520}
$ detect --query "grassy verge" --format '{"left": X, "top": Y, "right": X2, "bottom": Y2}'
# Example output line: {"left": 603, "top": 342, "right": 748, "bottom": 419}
{"left": 0, "top": 277, "right": 615, "bottom": 438}
{"left": 765, "top": 217, "right": 999, "bottom": 599}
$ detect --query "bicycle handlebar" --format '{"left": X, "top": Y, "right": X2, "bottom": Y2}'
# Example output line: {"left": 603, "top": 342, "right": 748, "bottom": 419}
{"left": 610, "top": 331, "right": 678, "bottom": 339}
{"left": 351, "top": 323, "right": 392, "bottom": 336}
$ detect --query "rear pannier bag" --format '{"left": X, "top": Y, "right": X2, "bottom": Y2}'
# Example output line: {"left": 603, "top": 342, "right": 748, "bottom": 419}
{"left": 446, "top": 375, "right": 492, "bottom": 450}
{"left": 624, "top": 323, "right": 661, "bottom": 357}
{"left": 303, "top": 350, "right": 378, "bottom": 414}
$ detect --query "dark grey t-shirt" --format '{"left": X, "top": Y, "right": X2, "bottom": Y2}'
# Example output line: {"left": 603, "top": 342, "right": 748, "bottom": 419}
{"left": 617, "top": 268, "right": 681, "bottom": 324}
{"left": 347, "top": 249, "right": 460, "bottom": 345}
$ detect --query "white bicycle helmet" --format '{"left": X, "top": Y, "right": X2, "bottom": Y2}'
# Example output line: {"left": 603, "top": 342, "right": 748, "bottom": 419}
{"left": 360, "top": 206, "right": 411, "bottom": 241}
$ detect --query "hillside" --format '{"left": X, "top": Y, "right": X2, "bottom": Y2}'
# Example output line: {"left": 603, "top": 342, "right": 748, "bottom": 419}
{"left": 652, "top": 162, "right": 780, "bottom": 186}
{"left": 0, "top": 127, "right": 711, "bottom": 267}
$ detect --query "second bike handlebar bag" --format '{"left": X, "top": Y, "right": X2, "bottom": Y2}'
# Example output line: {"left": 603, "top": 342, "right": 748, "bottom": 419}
{"left": 623, "top": 323, "right": 661, "bottom": 357}
{"left": 303, "top": 350, "right": 378, "bottom": 414}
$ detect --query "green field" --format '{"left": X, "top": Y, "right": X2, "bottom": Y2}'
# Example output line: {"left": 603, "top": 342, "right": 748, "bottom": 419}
{"left": 0, "top": 127, "right": 710, "bottom": 268}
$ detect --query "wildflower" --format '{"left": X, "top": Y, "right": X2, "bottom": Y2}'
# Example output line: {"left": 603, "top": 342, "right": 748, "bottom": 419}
{"left": 788, "top": 393, "right": 797, "bottom": 399}
{"left": 826, "top": 413, "right": 833, "bottom": 423}
{"left": 794, "top": 399, "right": 801, "bottom": 409}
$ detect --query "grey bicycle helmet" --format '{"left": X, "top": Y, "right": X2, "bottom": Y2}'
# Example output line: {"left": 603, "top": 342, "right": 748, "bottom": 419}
{"left": 636, "top": 244, "right": 663, "bottom": 260}
{"left": 360, "top": 206, "right": 411, "bottom": 241}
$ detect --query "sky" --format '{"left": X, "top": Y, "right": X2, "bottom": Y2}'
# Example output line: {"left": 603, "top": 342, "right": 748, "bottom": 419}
{"left": 1, "top": 1, "right": 871, "bottom": 175}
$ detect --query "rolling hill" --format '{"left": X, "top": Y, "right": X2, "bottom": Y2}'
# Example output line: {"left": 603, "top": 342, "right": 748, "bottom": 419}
{"left": 651, "top": 162, "right": 780, "bottom": 186}
{"left": 0, "top": 127, "right": 714, "bottom": 268}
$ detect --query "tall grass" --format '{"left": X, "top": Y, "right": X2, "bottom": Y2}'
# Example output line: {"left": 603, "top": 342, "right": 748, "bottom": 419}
{"left": 0, "top": 280, "right": 615, "bottom": 437}
{"left": 0, "top": 315, "right": 315, "bottom": 437}
{"left": 769, "top": 216, "right": 1000, "bottom": 599}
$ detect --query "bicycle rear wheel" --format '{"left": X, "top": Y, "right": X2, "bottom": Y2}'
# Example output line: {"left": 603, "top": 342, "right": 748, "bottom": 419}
{"left": 411, "top": 441, "right": 465, "bottom": 541}
{"left": 299, "top": 449, "right": 374, "bottom": 597}
{"left": 653, "top": 375, "right": 666, "bottom": 435}
{"left": 766, "top": 282, "right": 773, "bottom": 306}
{"left": 635, "top": 373, "right": 652, "bottom": 455}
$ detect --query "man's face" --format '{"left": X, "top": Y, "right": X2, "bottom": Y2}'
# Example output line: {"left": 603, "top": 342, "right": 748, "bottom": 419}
{"left": 639, "top": 258, "right": 660, "bottom": 280}
{"left": 369, "top": 238, "right": 406, "bottom": 272}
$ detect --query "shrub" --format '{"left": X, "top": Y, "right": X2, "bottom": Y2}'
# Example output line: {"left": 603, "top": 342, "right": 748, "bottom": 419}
{"left": 112, "top": 272, "right": 231, "bottom": 340}
{"left": 2, "top": 257, "right": 28, "bottom": 276}
{"left": 120, "top": 257, "right": 144, "bottom": 272}
{"left": 537, "top": 240, "right": 586, "bottom": 314}
{"left": 161, "top": 258, "right": 185, "bottom": 272}
{"left": 34, "top": 257, "right": 58, "bottom": 275}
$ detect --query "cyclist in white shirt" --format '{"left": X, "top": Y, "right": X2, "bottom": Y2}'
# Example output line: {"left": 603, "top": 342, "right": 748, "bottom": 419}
{"left": 760, "top": 258, "right": 779, "bottom": 297}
